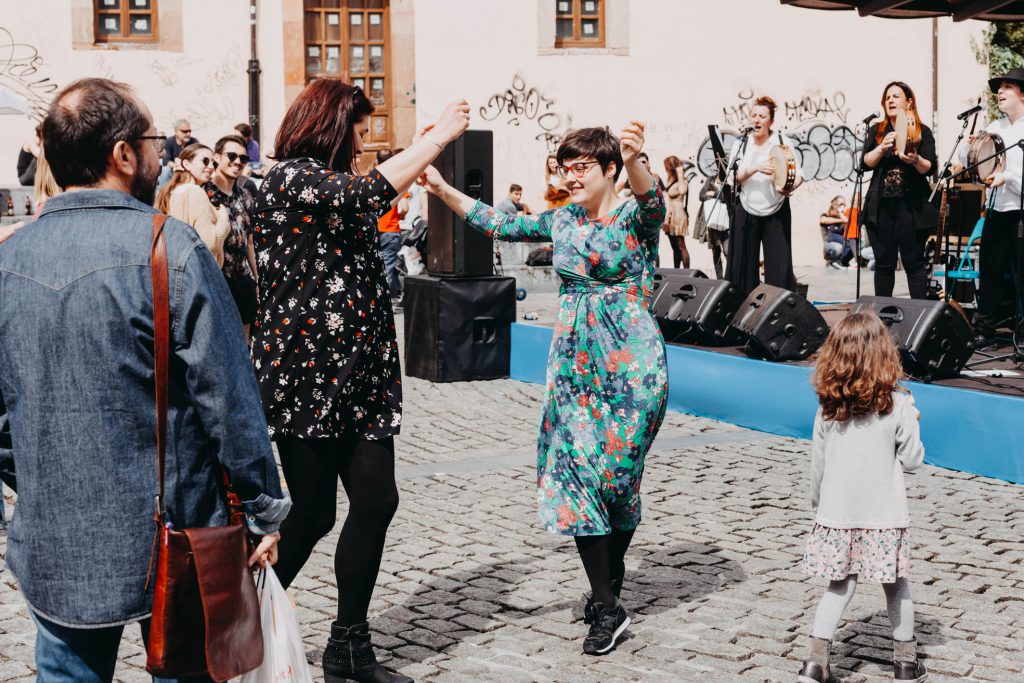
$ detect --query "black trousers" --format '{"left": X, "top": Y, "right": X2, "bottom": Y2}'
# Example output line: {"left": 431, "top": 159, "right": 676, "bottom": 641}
{"left": 727, "top": 201, "right": 795, "bottom": 297}
{"left": 975, "top": 209, "right": 1024, "bottom": 337}
{"left": 866, "top": 198, "right": 929, "bottom": 300}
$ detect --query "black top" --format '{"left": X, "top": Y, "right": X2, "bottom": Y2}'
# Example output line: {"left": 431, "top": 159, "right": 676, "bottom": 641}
{"left": 861, "top": 120, "right": 938, "bottom": 232}
{"left": 17, "top": 149, "right": 36, "bottom": 187}
{"left": 250, "top": 158, "right": 400, "bottom": 440}
{"left": 162, "top": 135, "right": 198, "bottom": 165}
{"left": 204, "top": 180, "right": 256, "bottom": 282}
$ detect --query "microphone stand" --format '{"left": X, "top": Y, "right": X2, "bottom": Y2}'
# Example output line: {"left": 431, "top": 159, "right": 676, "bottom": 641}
{"left": 701, "top": 127, "right": 751, "bottom": 247}
{"left": 928, "top": 113, "right": 972, "bottom": 203}
{"left": 847, "top": 120, "right": 874, "bottom": 300}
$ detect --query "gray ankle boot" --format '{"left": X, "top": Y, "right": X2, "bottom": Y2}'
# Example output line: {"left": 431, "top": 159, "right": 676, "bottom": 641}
{"left": 797, "top": 636, "right": 836, "bottom": 683}
{"left": 893, "top": 638, "right": 928, "bottom": 681}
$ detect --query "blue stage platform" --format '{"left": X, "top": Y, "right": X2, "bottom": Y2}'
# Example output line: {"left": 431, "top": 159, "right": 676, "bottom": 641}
{"left": 510, "top": 323, "right": 1024, "bottom": 485}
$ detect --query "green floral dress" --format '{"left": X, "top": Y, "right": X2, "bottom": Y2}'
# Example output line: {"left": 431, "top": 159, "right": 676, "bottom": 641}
{"left": 465, "top": 185, "right": 668, "bottom": 536}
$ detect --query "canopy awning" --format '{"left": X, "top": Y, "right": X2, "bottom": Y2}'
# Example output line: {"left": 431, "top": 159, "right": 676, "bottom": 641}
{"left": 781, "top": 0, "right": 1024, "bottom": 21}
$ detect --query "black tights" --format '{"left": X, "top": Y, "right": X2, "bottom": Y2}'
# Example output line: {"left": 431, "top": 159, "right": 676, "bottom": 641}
{"left": 273, "top": 436, "right": 400, "bottom": 627}
{"left": 667, "top": 235, "right": 691, "bottom": 269}
{"left": 574, "top": 528, "right": 636, "bottom": 607}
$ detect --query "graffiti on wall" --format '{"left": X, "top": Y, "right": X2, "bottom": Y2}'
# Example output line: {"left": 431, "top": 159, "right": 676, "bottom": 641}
{"left": 480, "top": 74, "right": 572, "bottom": 151}
{"left": 163, "top": 49, "right": 244, "bottom": 132}
{"left": 698, "top": 88, "right": 863, "bottom": 185}
{"left": 0, "top": 27, "right": 60, "bottom": 120}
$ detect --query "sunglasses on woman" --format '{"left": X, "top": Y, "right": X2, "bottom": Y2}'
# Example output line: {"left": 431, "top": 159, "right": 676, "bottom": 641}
{"left": 224, "top": 151, "right": 251, "bottom": 165}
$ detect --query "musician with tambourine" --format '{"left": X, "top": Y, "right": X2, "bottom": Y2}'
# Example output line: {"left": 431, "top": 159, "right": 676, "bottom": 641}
{"left": 726, "top": 95, "right": 804, "bottom": 296}
{"left": 861, "top": 81, "right": 938, "bottom": 301}
{"left": 957, "top": 69, "right": 1024, "bottom": 350}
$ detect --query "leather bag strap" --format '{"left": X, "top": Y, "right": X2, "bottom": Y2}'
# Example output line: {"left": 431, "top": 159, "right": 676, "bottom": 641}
{"left": 152, "top": 213, "right": 170, "bottom": 518}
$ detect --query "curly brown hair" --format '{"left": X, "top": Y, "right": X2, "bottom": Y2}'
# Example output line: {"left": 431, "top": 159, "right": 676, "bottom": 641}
{"left": 812, "top": 311, "right": 906, "bottom": 422}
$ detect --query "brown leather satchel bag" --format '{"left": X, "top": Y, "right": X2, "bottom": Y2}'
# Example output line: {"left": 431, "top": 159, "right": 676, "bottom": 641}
{"left": 144, "top": 214, "right": 264, "bottom": 682}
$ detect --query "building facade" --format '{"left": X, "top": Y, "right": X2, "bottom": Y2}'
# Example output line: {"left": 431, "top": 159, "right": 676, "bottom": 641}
{"left": 1, "top": 1, "right": 989, "bottom": 266}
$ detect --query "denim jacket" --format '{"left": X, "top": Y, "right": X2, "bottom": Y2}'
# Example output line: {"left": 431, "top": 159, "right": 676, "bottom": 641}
{"left": 0, "top": 190, "right": 290, "bottom": 627}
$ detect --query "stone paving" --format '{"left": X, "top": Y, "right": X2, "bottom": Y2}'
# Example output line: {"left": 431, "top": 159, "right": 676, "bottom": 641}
{"left": 1, "top": 304, "right": 1022, "bottom": 681}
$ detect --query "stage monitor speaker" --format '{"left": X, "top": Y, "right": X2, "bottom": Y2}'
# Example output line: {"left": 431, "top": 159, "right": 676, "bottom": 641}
{"left": 652, "top": 275, "right": 744, "bottom": 345}
{"left": 651, "top": 268, "right": 708, "bottom": 301}
{"left": 427, "top": 130, "right": 494, "bottom": 277}
{"left": 404, "top": 274, "right": 515, "bottom": 382}
{"left": 850, "top": 296, "right": 974, "bottom": 381}
{"left": 731, "top": 284, "right": 829, "bottom": 361}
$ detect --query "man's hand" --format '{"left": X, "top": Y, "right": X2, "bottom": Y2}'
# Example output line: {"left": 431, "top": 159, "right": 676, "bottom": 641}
{"left": 248, "top": 531, "right": 280, "bottom": 568}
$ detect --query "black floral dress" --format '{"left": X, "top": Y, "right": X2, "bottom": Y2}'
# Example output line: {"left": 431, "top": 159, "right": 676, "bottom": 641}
{"left": 251, "top": 158, "right": 400, "bottom": 440}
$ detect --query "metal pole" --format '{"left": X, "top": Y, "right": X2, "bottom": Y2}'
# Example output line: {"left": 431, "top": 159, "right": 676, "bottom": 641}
{"left": 247, "top": 0, "right": 262, "bottom": 144}
{"left": 932, "top": 17, "right": 939, "bottom": 136}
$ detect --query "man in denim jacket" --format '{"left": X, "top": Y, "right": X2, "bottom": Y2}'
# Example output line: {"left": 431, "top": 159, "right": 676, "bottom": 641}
{"left": 0, "top": 78, "right": 291, "bottom": 680}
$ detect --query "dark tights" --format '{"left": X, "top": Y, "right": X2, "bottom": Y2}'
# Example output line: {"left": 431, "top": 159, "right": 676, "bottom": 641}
{"left": 274, "top": 436, "right": 399, "bottom": 627}
{"left": 667, "top": 235, "right": 691, "bottom": 269}
{"left": 574, "top": 528, "right": 636, "bottom": 607}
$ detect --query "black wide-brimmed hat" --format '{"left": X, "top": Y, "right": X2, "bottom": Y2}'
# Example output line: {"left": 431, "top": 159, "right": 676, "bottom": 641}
{"left": 989, "top": 68, "right": 1024, "bottom": 93}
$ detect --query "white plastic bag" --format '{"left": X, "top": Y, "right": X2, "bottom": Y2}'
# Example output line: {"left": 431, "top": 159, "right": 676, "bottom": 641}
{"left": 240, "top": 566, "right": 314, "bottom": 683}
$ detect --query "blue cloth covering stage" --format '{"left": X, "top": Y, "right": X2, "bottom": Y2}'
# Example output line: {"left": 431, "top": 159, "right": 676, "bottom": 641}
{"left": 511, "top": 323, "right": 1024, "bottom": 485}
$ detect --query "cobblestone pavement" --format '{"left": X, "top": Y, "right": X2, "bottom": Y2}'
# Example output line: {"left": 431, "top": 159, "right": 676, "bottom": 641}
{"left": 2, "top": 355, "right": 1022, "bottom": 681}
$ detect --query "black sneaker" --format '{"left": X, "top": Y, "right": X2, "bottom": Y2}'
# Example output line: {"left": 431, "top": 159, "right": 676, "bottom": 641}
{"left": 973, "top": 334, "right": 996, "bottom": 350}
{"left": 582, "top": 601, "right": 630, "bottom": 656}
{"left": 583, "top": 576, "right": 623, "bottom": 624}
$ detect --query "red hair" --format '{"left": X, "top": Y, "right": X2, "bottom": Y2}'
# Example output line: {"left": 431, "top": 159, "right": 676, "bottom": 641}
{"left": 812, "top": 311, "right": 906, "bottom": 422}
{"left": 274, "top": 79, "right": 374, "bottom": 173}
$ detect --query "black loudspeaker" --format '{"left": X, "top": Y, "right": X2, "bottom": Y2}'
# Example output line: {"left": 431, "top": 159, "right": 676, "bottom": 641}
{"left": 651, "top": 268, "right": 707, "bottom": 301}
{"left": 850, "top": 296, "right": 975, "bottom": 381}
{"left": 652, "top": 275, "right": 743, "bottom": 345}
{"left": 731, "top": 284, "right": 829, "bottom": 361}
{"left": 427, "top": 130, "right": 494, "bottom": 277}
{"left": 404, "top": 274, "right": 515, "bottom": 382}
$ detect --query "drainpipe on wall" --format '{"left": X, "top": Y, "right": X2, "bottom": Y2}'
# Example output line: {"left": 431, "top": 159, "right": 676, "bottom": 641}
{"left": 933, "top": 17, "right": 939, "bottom": 136}
{"left": 248, "top": 0, "right": 262, "bottom": 144}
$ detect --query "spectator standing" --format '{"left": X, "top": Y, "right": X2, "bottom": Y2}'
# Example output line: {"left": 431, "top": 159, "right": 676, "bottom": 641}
{"left": 662, "top": 155, "right": 690, "bottom": 269}
{"left": 156, "top": 142, "right": 231, "bottom": 266}
{"left": 544, "top": 153, "right": 571, "bottom": 209}
{"left": 16, "top": 125, "right": 41, "bottom": 187}
{"left": 694, "top": 177, "right": 730, "bottom": 279}
{"left": 235, "top": 122, "right": 264, "bottom": 175}
{"left": 0, "top": 77, "right": 288, "bottom": 681}
{"left": 376, "top": 148, "right": 406, "bottom": 305}
{"left": 204, "top": 134, "right": 258, "bottom": 340}
{"left": 159, "top": 119, "right": 197, "bottom": 186}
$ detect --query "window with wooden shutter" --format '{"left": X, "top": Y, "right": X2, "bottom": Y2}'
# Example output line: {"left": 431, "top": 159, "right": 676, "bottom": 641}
{"left": 94, "top": 0, "right": 159, "bottom": 43}
{"left": 555, "top": 0, "right": 604, "bottom": 48}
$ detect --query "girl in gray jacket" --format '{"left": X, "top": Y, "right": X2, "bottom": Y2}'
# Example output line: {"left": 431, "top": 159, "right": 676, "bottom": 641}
{"left": 797, "top": 311, "right": 927, "bottom": 683}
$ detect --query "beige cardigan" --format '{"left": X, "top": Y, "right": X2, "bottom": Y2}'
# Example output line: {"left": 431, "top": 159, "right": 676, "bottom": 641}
{"left": 167, "top": 183, "right": 230, "bottom": 266}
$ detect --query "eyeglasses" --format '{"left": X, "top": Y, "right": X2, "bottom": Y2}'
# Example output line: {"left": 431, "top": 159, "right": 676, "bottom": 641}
{"left": 556, "top": 160, "right": 600, "bottom": 179}
{"left": 178, "top": 129, "right": 191, "bottom": 134}
{"left": 198, "top": 157, "right": 212, "bottom": 167}
{"left": 224, "top": 151, "right": 251, "bottom": 165}
{"left": 133, "top": 132, "right": 166, "bottom": 152}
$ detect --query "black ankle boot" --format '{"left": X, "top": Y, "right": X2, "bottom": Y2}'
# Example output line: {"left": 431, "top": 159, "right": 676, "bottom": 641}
{"left": 322, "top": 621, "right": 414, "bottom": 683}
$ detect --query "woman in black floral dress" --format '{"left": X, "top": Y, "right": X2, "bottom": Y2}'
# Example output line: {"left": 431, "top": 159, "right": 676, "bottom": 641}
{"left": 251, "top": 79, "right": 469, "bottom": 683}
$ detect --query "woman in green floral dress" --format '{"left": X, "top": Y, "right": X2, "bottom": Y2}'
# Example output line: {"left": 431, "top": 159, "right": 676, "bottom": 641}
{"left": 422, "top": 123, "right": 668, "bottom": 655}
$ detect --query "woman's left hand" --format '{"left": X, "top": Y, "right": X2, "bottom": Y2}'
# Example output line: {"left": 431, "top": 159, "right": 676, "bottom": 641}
{"left": 248, "top": 531, "right": 280, "bottom": 568}
{"left": 898, "top": 151, "right": 920, "bottom": 166}
{"left": 620, "top": 121, "right": 645, "bottom": 164}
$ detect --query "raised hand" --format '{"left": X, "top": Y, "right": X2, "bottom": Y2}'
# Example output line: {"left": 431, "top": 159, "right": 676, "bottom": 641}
{"left": 417, "top": 165, "right": 448, "bottom": 196}
{"left": 620, "top": 121, "right": 645, "bottom": 165}
{"left": 430, "top": 100, "right": 471, "bottom": 147}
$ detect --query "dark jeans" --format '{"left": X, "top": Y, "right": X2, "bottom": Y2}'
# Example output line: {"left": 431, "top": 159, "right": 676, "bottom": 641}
{"left": 31, "top": 610, "right": 209, "bottom": 683}
{"left": 379, "top": 232, "right": 402, "bottom": 298}
{"left": 975, "top": 209, "right": 1024, "bottom": 337}
{"left": 866, "top": 198, "right": 929, "bottom": 300}
{"left": 825, "top": 233, "right": 853, "bottom": 265}
{"left": 727, "top": 201, "right": 795, "bottom": 296}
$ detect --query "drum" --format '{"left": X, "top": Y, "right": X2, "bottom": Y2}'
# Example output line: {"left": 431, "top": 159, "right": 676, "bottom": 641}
{"left": 894, "top": 108, "right": 921, "bottom": 157}
{"left": 966, "top": 131, "right": 1005, "bottom": 183}
{"left": 769, "top": 144, "right": 797, "bottom": 194}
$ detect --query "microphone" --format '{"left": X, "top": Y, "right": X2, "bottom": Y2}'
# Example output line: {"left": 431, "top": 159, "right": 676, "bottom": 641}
{"left": 957, "top": 104, "right": 983, "bottom": 121}
{"left": 739, "top": 125, "right": 755, "bottom": 135}
{"left": 861, "top": 111, "right": 880, "bottom": 125}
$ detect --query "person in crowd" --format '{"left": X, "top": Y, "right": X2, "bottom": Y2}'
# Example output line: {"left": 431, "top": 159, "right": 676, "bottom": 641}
{"left": 727, "top": 95, "right": 804, "bottom": 296}
{"left": 662, "top": 155, "right": 690, "bottom": 268}
{"left": 544, "top": 153, "right": 571, "bottom": 209}
{"left": 495, "top": 183, "right": 532, "bottom": 216}
{"left": 820, "top": 195, "right": 854, "bottom": 269}
{"left": 251, "top": 78, "right": 469, "bottom": 683}
{"left": 204, "top": 134, "right": 258, "bottom": 340}
{"left": 160, "top": 118, "right": 197, "bottom": 185}
{"left": 376, "top": 148, "right": 407, "bottom": 306}
{"left": 862, "top": 82, "right": 937, "bottom": 300}
{"left": 694, "top": 176, "right": 730, "bottom": 279}
{"left": 618, "top": 151, "right": 665, "bottom": 197}
{"left": 17, "top": 125, "right": 41, "bottom": 187}
{"left": 960, "top": 69, "right": 1024, "bottom": 349}
{"left": 31, "top": 145, "right": 62, "bottom": 218}
{"left": 422, "top": 123, "right": 667, "bottom": 657}
{"left": 798, "top": 311, "right": 927, "bottom": 683}
{"left": 235, "top": 122, "right": 262, "bottom": 170}
{"left": 156, "top": 142, "right": 230, "bottom": 266}
{"left": 399, "top": 181, "right": 427, "bottom": 277}
{"left": 0, "top": 77, "right": 288, "bottom": 681}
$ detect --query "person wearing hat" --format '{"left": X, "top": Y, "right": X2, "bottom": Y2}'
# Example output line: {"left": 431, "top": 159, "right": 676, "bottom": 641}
{"left": 960, "top": 69, "right": 1024, "bottom": 349}
{"left": 861, "top": 81, "right": 938, "bottom": 301}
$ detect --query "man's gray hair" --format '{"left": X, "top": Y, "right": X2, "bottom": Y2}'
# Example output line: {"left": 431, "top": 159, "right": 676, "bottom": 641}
{"left": 174, "top": 119, "right": 190, "bottom": 131}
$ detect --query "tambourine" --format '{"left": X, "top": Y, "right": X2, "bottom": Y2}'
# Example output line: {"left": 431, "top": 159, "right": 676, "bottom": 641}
{"left": 894, "top": 108, "right": 921, "bottom": 157}
{"left": 966, "top": 131, "right": 1005, "bottom": 183}
{"left": 769, "top": 144, "right": 798, "bottom": 194}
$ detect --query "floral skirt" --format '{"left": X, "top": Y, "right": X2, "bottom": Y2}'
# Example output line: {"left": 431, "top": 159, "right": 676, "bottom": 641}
{"left": 801, "top": 524, "right": 911, "bottom": 584}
